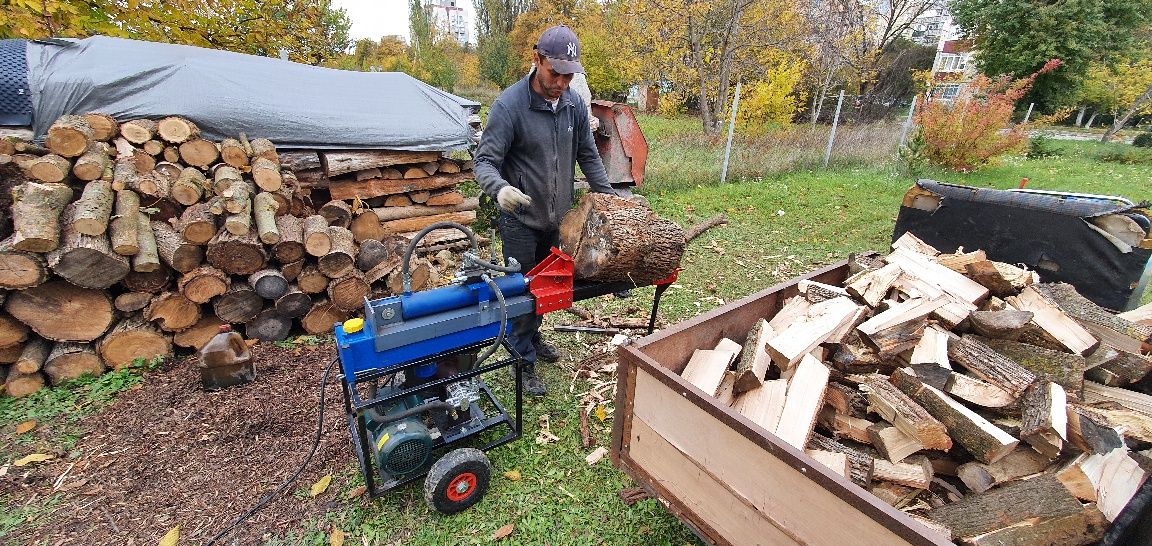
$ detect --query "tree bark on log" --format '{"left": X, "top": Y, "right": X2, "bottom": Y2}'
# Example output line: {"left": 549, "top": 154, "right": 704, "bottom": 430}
{"left": 223, "top": 198, "right": 252, "bottom": 236}
{"left": 143, "top": 291, "right": 200, "bottom": 332}
{"left": 44, "top": 342, "right": 104, "bottom": 385}
{"left": 177, "top": 203, "right": 217, "bottom": 245}
{"left": 321, "top": 149, "right": 441, "bottom": 177}
{"left": 46, "top": 114, "right": 93, "bottom": 157}
{"left": 280, "top": 258, "right": 304, "bottom": 281}
{"left": 328, "top": 172, "right": 470, "bottom": 200}
{"left": 380, "top": 211, "right": 475, "bottom": 235}
{"left": 172, "top": 315, "right": 226, "bottom": 350}
{"left": 978, "top": 336, "right": 1087, "bottom": 397}
{"left": 559, "top": 193, "right": 686, "bottom": 285}
{"left": 10, "top": 181, "right": 73, "bottom": 252}
{"left": 114, "top": 291, "right": 154, "bottom": 312}
{"left": 4, "top": 367, "right": 45, "bottom": 397}
{"left": 6, "top": 281, "right": 114, "bottom": 341}
{"left": 297, "top": 264, "right": 329, "bottom": 294}
{"left": 72, "top": 179, "right": 114, "bottom": 236}
{"left": 272, "top": 214, "right": 305, "bottom": 263}
{"left": 14, "top": 337, "right": 49, "bottom": 374}
{"left": 151, "top": 220, "right": 203, "bottom": 273}
{"left": 206, "top": 227, "right": 266, "bottom": 275}
{"left": 110, "top": 189, "right": 140, "bottom": 255}
{"left": 0, "top": 235, "right": 48, "bottom": 289}
{"left": 301, "top": 297, "right": 350, "bottom": 335}
{"left": 27, "top": 153, "right": 72, "bottom": 183}
{"left": 0, "top": 344, "right": 23, "bottom": 364}
{"left": 72, "top": 142, "right": 110, "bottom": 181}
{"left": 156, "top": 116, "right": 200, "bottom": 144}
{"left": 219, "top": 138, "right": 249, "bottom": 168}
{"left": 251, "top": 157, "right": 282, "bottom": 191}
{"left": 82, "top": 113, "right": 118, "bottom": 141}
{"left": 178, "top": 265, "right": 229, "bottom": 303}
{"left": 356, "top": 235, "right": 407, "bottom": 272}
{"left": 98, "top": 316, "right": 172, "bottom": 369}
{"left": 862, "top": 375, "right": 953, "bottom": 451}
{"left": 47, "top": 203, "right": 130, "bottom": 289}
{"left": 925, "top": 475, "right": 1087, "bottom": 542}
{"left": 387, "top": 258, "right": 431, "bottom": 294}
{"left": 170, "top": 167, "right": 209, "bottom": 206}
{"left": 245, "top": 306, "right": 292, "bottom": 341}
{"left": 0, "top": 311, "right": 30, "bottom": 349}
{"left": 132, "top": 212, "right": 160, "bottom": 273}
{"left": 275, "top": 284, "right": 311, "bottom": 318}
{"left": 329, "top": 270, "right": 370, "bottom": 311}
{"left": 249, "top": 268, "right": 289, "bottom": 299}
{"left": 213, "top": 281, "right": 263, "bottom": 323}
{"left": 249, "top": 138, "right": 278, "bottom": 162}
{"left": 319, "top": 200, "right": 352, "bottom": 228}
{"left": 950, "top": 335, "right": 1037, "bottom": 398}
{"left": 121, "top": 265, "right": 172, "bottom": 294}
{"left": 253, "top": 191, "right": 280, "bottom": 244}
{"left": 304, "top": 215, "right": 332, "bottom": 256}
{"left": 319, "top": 226, "right": 357, "bottom": 278}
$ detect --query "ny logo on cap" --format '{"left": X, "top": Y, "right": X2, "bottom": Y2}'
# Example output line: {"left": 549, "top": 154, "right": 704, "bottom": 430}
{"left": 567, "top": 42, "right": 577, "bottom": 57}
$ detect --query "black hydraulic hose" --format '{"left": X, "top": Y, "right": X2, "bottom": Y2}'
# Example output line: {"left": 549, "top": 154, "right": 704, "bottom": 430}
{"left": 401, "top": 221, "right": 479, "bottom": 293}
{"left": 474, "top": 273, "right": 508, "bottom": 368}
{"left": 464, "top": 252, "right": 521, "bottom": 274}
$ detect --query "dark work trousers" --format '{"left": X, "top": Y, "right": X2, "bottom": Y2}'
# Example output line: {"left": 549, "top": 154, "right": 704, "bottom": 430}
{"left": 498, "top": 212, "right": 559, "bottom": 368}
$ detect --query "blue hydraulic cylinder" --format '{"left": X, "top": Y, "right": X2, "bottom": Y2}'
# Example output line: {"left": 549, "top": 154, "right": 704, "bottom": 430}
{"left": 399, "top": 274, "right": 527, "bottom": 320}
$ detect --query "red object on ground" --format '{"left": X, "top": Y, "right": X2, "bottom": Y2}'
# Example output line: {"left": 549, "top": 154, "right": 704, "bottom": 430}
{"left": 1019, "top": 177, "right": 1030, "bottom": 188}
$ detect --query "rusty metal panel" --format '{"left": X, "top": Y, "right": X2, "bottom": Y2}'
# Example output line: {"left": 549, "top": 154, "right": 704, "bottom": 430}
{"left": 591, "top": 100, "right": 648, "bottom": 187}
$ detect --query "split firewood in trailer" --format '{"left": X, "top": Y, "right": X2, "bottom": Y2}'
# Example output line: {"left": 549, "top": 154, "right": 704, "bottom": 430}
{"left": 948, "top": 335, "right": 1036, "bottom": 399}
{"left": 9, "top": 181, "right": 73, "bottom": 252}
{"left": 957, "top": 447, "right": 1050, "bottom": 494}
{"left": 860, "top": 374, "right": 952, "bottom": 452}
{"left": 731, "top": 379, "right": 788, "bottom": 433}
{"left": 797, "top": 279, "right": 849, "bottom": 304}
{"left": 845, "top": 262, "right": 903, "bottom": 308}
{"left": 935, "top": 248, "right": 987, "bottom": 273}
{"left": 817, "top": 406, "right": 873, "bottom": 445}
{"left": 731, "top": 318, "right": 775, "bottom": 394}
{"left": 978, "top": 336, "right": 1086, "bottom": 397}
{"left": 97, "top": 317, "right": 172, "bottom": 369}
{"left": 909, "top": 324, "right": 952, "bottom": 368}
{"left": 886, "top": 246, "right": 990, "bottom": 306}
{"left": 1065, "top": 404, "right": 1124, "bottom": 455}
{"left": 47, "top": 203, "right": 130, "bottom": 289}
{"left": 890, "top": 367, "right": 1019, "bottom": 464}
{"left": 773, "top": 354, "right": 830, "bottom": 449}
{"left": 1034, "top": 282, "right": 1152, "bottom": 355}
{"left": 1084, "top": 345, "right": 1152, "bottom": 386}
{"left": 942, "top": 371, "right": 1016, "bottom": 409}
{"left": 926, "top": 474, "right": 1106, "bottom": 545}
{"left": 1006, "top": 286, "right": 1099, "bottom": 356}
{"left": 765, "top": 296, "right": 864, "bottom": 369}
{"left": 873, "top": 455, "right": 933, "bottom": 490}
{"left": 804, "top": 448, "right": 851, "bottom": 478}
{"left": 965, "top": 309, "right": 1035, "bottom": 341}
{"left": 1058, "top": 445, "right": 1147, "bottom": 522}
{"left": 81, "top": 112, "right": 118, "bottom": 141}
{"left": 680, "top": 339, "right": 741, "bottom": 397}
{"left": 807, "top": 433, "right": 875, "bottom": 487}
{"left": 6, "top": 281, "right": 114, "bottom": 342}
{"left": 1018, "top": 380, "right": 1067, "bottom": 458}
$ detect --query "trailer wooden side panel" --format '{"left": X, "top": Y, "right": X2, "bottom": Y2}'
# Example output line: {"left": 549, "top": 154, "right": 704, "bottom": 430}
{"left": 612, "top": 259, "right": 952, "bottom": 546}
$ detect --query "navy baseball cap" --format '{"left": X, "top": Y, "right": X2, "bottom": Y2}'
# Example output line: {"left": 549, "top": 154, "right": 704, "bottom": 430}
{"left": 535, "top": 25, "right": 584, "bottom": 74}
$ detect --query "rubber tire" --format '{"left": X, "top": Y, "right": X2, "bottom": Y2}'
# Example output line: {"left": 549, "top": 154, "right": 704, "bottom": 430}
{"left": 423, "top": 447, "right": 492, "bottom": 514}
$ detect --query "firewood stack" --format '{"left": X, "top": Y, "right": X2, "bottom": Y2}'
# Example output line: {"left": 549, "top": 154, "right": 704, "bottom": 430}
{"left": 0, "top": 113, "right": 484, "bottom": 398}
{"left": 680, "top": 232, "right": 1152, "bottom": 545}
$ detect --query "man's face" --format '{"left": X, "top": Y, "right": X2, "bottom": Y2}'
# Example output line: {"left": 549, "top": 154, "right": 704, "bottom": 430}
{"left": 532, "top": 53, "right": 575, "bottom": 101}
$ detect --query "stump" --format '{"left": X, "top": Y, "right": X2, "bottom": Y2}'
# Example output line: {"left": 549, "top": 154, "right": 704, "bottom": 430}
{"left": 559, "top": 193, "right": 686, "bottom": 285}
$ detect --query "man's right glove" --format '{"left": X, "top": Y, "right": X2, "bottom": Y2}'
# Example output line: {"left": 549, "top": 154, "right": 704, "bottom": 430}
{"left": 497, "top": 186, "right": 532, "bottom": 211}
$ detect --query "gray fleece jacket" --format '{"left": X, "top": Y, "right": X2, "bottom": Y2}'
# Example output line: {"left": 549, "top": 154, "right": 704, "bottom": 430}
{"left": 474, "top": 71, "right": 616, "bottom": 231}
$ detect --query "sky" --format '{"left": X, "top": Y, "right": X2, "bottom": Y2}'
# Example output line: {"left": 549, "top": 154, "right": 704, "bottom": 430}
{"left": 333, "top": 0, "right": 476, "bottom": 43}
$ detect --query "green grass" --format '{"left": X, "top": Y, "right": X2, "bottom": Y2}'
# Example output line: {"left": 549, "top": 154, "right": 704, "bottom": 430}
{"left": 7, "top": 116, "right": 1152, "bottom": 545}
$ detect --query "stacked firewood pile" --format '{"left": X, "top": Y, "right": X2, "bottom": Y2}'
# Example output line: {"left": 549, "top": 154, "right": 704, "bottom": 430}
{"left": 681, "top": 232, "right": 1152, "bottom": 545}
{"left": 0, "top": 113, "right": 482, "bottom": 398}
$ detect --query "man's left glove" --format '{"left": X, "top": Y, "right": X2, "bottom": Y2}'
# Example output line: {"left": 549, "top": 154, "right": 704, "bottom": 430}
{"left": 497, "top": 186, "right": 532, "bottom": 211}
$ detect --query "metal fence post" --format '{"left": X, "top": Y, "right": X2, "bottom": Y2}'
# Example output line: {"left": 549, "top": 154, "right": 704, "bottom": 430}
{"left": 720, "top": 81, "right": 741, "bottom": 183}
{"left": 1023, "top": 102, "right": 1035, "bottom": 123}
{"left": 898, "top": 95, "right": 918, "bottom": 149}
{"left": 823, "top": 90, "right": 845, "bottom": 168}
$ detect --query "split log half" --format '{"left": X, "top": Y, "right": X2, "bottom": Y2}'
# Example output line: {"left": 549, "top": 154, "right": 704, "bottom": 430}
{"left": 178, "top": 265, "right": 229, "bottom": 303}
{"left": 321, "top": 149, "right": 441, "bottom": 177}
{"left": 559, "top": 192, "right": 685, "bottom": 285}
{"left": 6, "top": 281, "right": 113, "bottom": 341}
{"left": 47, "top": 203, "right": 131, "bottom": 289}
{"left": 0, "top": 235, "right": 48, "bottom": 289}
{"left": 213, "top": 281, "right": 264, "bottom": 324}
{"left": 206, "top": 227, "right": 267, "bottom": 276}
{"left": 10, "top": 181, "right": 73, "bottom": 252}
{"left": 151, "top": 220, "right": 204, "bottom": 273}
{"left": 328, "top": 172, "right": 470, "bottom": 200}
{"left": 98, "top": 317, "right": 173, "bottom": 369}
{"left": 143, "top": 291, "right": 201, "bottom": 332}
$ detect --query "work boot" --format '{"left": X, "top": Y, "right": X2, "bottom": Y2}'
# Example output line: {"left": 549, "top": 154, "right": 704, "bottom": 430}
{"left": 533, "top": 339, "right": 560, "bottom": 363}
{"left": 613, "top": 289, "right": 633, "bottom": 299}
{"left": 512, "top": 364, "right": 547, "bottom": 397}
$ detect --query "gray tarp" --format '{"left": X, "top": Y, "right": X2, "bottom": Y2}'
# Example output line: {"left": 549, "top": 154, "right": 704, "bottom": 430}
{"left": 24, "top": 36, "right": 478, "bottom": 151}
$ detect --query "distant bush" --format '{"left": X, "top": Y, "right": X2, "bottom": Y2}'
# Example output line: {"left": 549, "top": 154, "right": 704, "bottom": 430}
{"left": 1097, "top": 144, "right": 1152, "bottom": 165}
{"left": 1026, "top": 134, "right": 1062, "bottom": 159}
{"left": 1134, "top": 130, "right": 1152, "bottom": 148}
{"left": 916, "top": 59, "right": 1062, "bottom": 171}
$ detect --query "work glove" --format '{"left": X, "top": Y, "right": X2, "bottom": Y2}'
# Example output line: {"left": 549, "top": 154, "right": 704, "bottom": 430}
{"left": 497, "top": 185, "right": 532, "bottom": 212}
{"left": 589, "top": 115, "right": 601, "bottom": 132}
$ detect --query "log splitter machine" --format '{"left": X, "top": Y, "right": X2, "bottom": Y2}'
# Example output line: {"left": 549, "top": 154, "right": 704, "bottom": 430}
{"left": 334, "top": 222, "right": 677, "bottom": 513}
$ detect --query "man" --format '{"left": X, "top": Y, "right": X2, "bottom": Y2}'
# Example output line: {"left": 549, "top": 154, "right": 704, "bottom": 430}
{"left": 474, "top": 24, "right": 619, "bottom": 396}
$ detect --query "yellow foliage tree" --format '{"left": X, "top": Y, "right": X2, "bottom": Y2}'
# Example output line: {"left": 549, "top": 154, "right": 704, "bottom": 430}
{"left": 736, "top": 58, "right": 808, "bottom": 135}
{"left": 1081, "top": 57, "right": 1152, "bottom": 141}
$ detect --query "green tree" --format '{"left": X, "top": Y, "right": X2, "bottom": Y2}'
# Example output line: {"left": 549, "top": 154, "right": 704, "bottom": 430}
{"left": 475, "top": 0, "right": 531, "bottom": 87}
{"left": 408, "top": 0, "right": 459, "bottom": 89}
{"left": 950, "top": 0, "right": 1151, "bottom": 111}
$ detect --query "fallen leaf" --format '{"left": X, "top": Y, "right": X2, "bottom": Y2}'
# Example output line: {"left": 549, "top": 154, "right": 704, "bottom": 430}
{"left": 14, "top": 453, "right": 53, "bottom": 467}
{"left": 159, "top": 525, "right": 180, "bottom": 546}
{"left": 15, "top": 420, "right": 36, "bottom": 434}
{"left": 329, "top": 528, "right": 345, "bottom": 546}
{"left": 594, "top": 405, "right": 607, "bottom": 422}
{"left": 502, "top": 469, "right": 521, "bottom": 481}
{"left": 490, "top": 524, "right": 514, "bottom": 540}
{"left": 310, "top": 474, "right": 332, "bottom": 497}
{"left": 346, "top": 485, "right": 367, "bottom": 499}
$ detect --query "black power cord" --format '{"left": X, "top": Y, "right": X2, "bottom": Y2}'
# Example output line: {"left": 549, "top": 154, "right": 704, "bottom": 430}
{"left": 204, "top": 355, "right": 340, "bottom": 546}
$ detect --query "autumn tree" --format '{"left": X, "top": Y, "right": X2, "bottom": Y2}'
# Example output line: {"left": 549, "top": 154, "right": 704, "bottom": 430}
{"left": 1, "top": 0, "right": 352, "bottom": 65}
{"left": 475, "top": 0, "right": 532, "bottom": 87}
{"left": 1080, "top": 57, "right": 1152, "bottom": 142}
{"left": 621, "top": 0, "right": 808, "bottom": 134}
{"left": 950, "top": 0, "right": 1151, "bottom": 110}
